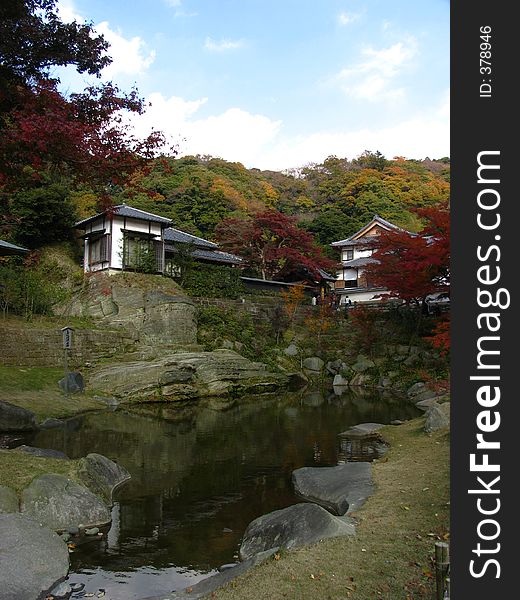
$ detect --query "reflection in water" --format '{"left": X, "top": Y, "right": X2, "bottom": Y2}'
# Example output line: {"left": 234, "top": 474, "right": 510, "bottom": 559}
{"left": 31, "top": 387, "right": 419, "bottom": 599}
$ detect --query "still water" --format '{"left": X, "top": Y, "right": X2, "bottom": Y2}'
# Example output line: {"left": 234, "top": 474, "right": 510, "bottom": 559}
{"left": 31, "top": 387, "right": 419, "bottom": 599}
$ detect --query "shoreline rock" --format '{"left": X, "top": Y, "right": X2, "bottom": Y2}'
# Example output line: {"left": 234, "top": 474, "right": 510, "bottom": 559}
{"left": 0, "top": 401, "right": 38, "bottom": 432}
{"left": 88, "top": 350, "right": 290, "bottom": 401}
{"left": 239, "top": 503, "right": 355, "bottom": 561}
{"left": 21, "top": 473, "right": 112, "bottom": 531}
{"left": 292, "top": 463, "right": 374, "bottom": 516}
{"left": 0, "top": 513, "right": 69, "bottom": 600}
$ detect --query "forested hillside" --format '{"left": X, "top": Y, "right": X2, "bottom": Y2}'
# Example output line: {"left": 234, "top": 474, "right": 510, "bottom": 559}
{"left": 108, "top": 151, "right": 450, "bottom": 251}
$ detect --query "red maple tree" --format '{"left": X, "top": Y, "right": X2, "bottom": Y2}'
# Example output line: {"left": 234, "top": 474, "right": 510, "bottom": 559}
{"left": 216, "top": 210, "right": 337, "bottom": 281}
{"left": 364, "top": 203, "right": 450, "bottom": 306}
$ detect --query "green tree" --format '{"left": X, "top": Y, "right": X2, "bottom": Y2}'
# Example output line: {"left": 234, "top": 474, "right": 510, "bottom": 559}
{"left": 11, "top": 181, "right": 76, "bottom": 248}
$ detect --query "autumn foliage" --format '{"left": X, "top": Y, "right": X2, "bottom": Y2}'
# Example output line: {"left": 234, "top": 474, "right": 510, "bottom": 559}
{"left": 364, "top": 204, "right": 450, "bottom": 305}
{"left": 216, "top": 210, "right": 337, "bottom": 281}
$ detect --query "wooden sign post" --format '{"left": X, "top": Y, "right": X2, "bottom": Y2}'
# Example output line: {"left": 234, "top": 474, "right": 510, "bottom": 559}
{"left": 61, "top": 326, "right": 74, "bottom": 390}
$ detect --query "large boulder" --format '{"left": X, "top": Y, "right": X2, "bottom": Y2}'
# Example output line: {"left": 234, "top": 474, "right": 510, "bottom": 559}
{"left": 0, "top": 401, "right": 38, "bottom": 432}
{"left": 333, "top": 373, "right": 349, "bottom": 387}
{"left": 77, "top": 453, "right": 131, "bottom": 504}
{"left": 283, "top": 344, "right": 299, "bottom": 357}
{"left": 0, "top": 513, "right": 69, "bottom": 600}
{"left": 292, "top": 463, "right": 374, "bottom": 516}
{"left": 424, "top": 402, "right": 450, "bottom": 433}
{"left": 351, "top": 355, "right": 375, "bottom": 373}
{"left": 21, "top": 473, "right": 111, "bottom": 531}
{"left": 88, "top": 350, "right": 289, "bottom": 401}
{"left": 239, "top": 503, "right": 355, "bottom": 560}
{"left": 58, "top": 371, "right": 84, "bottom": 394}
{"left": 302, "top": 357, "right": 325, "bottom": 373}
{"left": 0, "top": 485, "right": 19, "bottom": 513}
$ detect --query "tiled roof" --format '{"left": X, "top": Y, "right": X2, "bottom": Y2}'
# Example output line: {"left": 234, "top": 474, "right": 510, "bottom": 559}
{"left": 331, "top": 214, "right": 411, "bottom": 247}
{"left": 0, "top": 239, "right": 29, "bottom": 255}
{"left": 165, "top": 244, "right": 242, "bottom": 265}
{"left": 75, "top": 204, "right": 172, "bottom": 227}
{"left": 164, "top": 227, "right": 218, "bottom": 249}
{"left": 191, "top": 249, "right": 243, "bottom": 264}
{"left": 341, "top": 257, "right": 378, "bottom": 268}
{"left": 317, "top": 268, "right": 336, "bottom": 281}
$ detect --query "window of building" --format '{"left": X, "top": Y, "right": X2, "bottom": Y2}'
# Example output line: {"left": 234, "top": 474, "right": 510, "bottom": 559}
{"left": 342, "top": 249, "right": 354, "bottom": 261}
{"left": 89, "top": 235, "right": 108, "bottom": 264}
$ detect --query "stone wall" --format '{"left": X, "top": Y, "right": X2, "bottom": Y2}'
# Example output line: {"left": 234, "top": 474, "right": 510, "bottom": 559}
{"left": 0, "top": 326, "right": 133, "bottom": 368}
{"left": 192, "top": 296, "right": 310, "bottom": 323}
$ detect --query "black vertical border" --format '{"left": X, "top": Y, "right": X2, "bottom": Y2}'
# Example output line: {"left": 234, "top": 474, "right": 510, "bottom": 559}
{"left": 451, "top": 1, "right": 515, "bottom": 598}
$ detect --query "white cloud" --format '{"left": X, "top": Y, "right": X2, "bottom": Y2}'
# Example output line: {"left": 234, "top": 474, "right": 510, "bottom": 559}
{"left": 56, "top": 0, "right": 82, "bottom": 22}
{"left": 124, "top": 91, "right": 449, "bottom": 171}
{"left": 96, "top": 22, "right": 155, "bottom": 78}
{"left": 125, "top": 94, "right": 282, "bottom": 167}
{"left": 204, "top": 37, "right": 245, "bottom": 52}
{"left": 334, "top": 38, "right": 418, "bottom": 102}
{"left": 338, "top": 12, "right": 359, "bottom": 26}
{"left": 56, "top": 1, "right": 155, "bottom": 79}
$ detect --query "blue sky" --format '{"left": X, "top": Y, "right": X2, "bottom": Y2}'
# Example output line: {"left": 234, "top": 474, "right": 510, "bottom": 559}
{"left": 56, "top": 0, "right": 450, "bottom": 170}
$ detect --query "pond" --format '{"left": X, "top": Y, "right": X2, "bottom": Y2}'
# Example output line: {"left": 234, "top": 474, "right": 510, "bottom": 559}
{"left": 30, "top": 387, "right": 420, "bottom": 599}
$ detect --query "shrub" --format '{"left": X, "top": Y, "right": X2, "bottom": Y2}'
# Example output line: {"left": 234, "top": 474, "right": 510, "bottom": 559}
{"left": 182, "top": 264, "right": 245, "bottom": 299}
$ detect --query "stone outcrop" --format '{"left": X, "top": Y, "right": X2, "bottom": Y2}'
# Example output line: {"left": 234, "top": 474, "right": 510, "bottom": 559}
{"left": 62, "top": 274, "right": 198, "bottom": 349}
{"left": 239, "top": 503, "right": 355, "bottom": 560}
{"left": 292, "top": 463, "right": 374, "bottom": 516}
{"left": 0, "top": 513, "right": 69, "bottom": 600}
{"left": 424, "top": 402, "right": 450, "bottom": 433}
{"left": 0, "top": 400, "right": 38, "bottom": 432}
{"left": 88, "top": 350, "right": 289, "bottom": 401}
{"left": 21, "top": 473, "right": 111, "bottom": 531}
{"left": 302, "top": 357, "right": 324, "bottom": 376}
{"left": 77, "top": 453, "right": 131, "bottom": 503}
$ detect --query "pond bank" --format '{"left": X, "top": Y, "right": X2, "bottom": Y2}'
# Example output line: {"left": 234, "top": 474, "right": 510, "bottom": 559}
{"left": 201, "top": 417, "right": 450, "bottom": 600}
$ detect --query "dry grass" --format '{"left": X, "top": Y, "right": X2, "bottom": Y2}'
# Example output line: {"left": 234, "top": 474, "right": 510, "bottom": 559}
{"left": 211, "top": 418, "right": 450, "bottom": 600}
{"left": 0, "top": 365, "right": 106, "bottom": 420}
{"left": 0, "top": 449, "right": 81, "bottom": 494}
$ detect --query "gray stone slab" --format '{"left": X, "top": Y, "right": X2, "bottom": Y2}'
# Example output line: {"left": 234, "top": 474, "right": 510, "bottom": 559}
{"left": 0, "top": 513, "right": 69, "bottom": 600}
{"left": 0, "top": 400, "right": 37, "bottom": 432}
{"left": 292, "top": 462, "right": 374, "bottom": 516}
{"left": 21, "top": 473, "right": 111, "bottom": 531}
{"left": 77, "top": 453, "right": 131, "bottom": 504}
{"left": 239, "top": 503, "right": 355, "bottom": 561}
{"left": 424, "top": 402, "right": 450, "bottom": 433}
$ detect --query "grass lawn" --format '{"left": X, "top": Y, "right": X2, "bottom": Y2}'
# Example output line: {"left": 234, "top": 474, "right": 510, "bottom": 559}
{"left": 0, "top": 449, "right": 81, "bottom": 494}
{"left": 0, "top": 365, "right": 106, "bottom": 421}
{"left": 212, "top": 418, "right": 450, "bottom": 600}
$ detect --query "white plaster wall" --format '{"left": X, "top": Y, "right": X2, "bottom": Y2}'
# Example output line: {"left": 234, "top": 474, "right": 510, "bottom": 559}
{"left": 339, "top": 290, "right": 385, "bottom": 304}
{"left": 353, "top": 247, "right": 373, "bottom": 259}
{"left": 110, "top": 216, "right": 163, "bottom": 269}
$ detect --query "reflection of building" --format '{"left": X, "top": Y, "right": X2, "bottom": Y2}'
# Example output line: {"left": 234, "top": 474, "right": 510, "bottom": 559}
{"left": 337, "top": 435, "right": 389, "bottom": 463}
{"left": 331, "top": 214, "right": 412, "bottom": 305}
{"left": 75, "top": 204, "right": 241, "bottom": 274}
